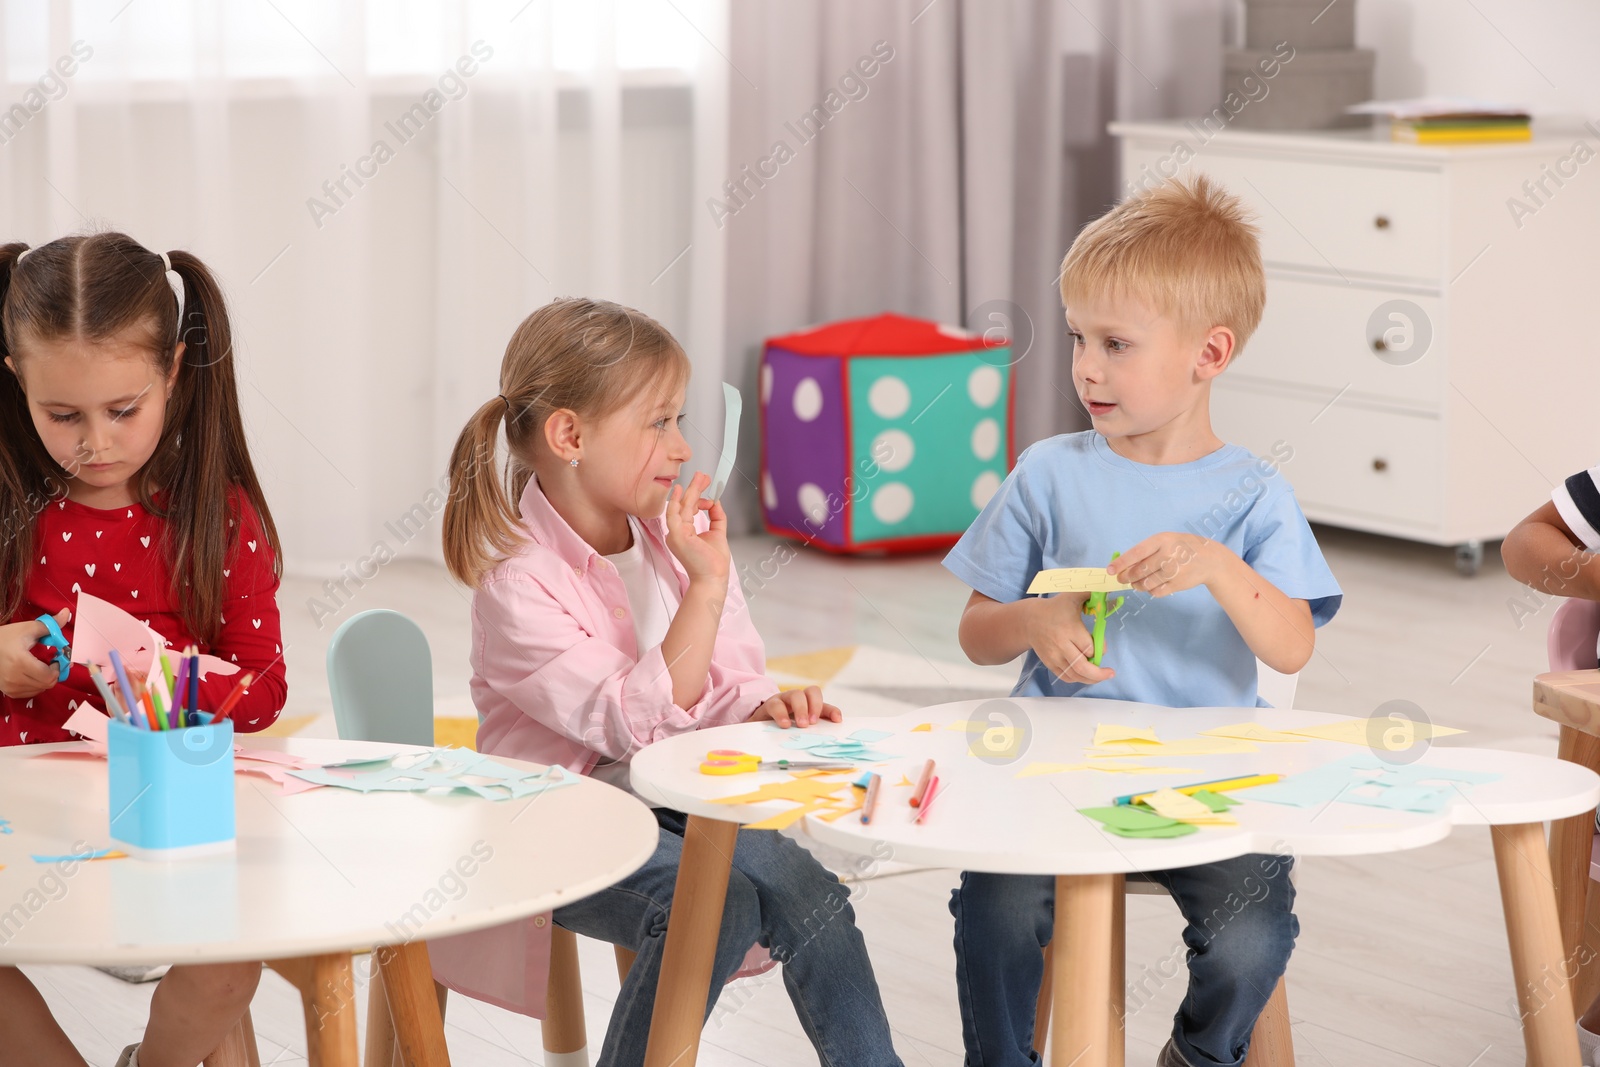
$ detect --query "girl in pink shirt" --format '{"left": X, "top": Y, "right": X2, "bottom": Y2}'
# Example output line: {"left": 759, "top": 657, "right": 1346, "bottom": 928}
{"left": 436, "top": 298, "right": 903, "bottom": 1066}
{"left": 0, "top": 235, "right": 283, "bottom": 1067}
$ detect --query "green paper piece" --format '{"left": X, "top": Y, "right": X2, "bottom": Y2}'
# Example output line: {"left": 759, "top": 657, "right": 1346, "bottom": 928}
{"left": 1107, "top": 823, "right": 1200, "bottom": 839}
{"left": 1079, "top": 805, "right": 1178, "bottom": 831}
{"left": 1189, "top": 790, "right": 1238, "bottom": 812}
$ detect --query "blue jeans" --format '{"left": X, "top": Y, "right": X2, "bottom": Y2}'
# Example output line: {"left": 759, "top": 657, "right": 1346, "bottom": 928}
{"left": 553, "top": 808, "right": 903, "bottom": 1067}
{"left": 950, "top": 854, "right": 1297, "bottom": 1067}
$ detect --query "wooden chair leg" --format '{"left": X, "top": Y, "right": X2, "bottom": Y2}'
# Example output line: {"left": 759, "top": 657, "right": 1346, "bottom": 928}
{"left": 202, "top": 1007, "right": 258, "bottom": 1067}
{"left": 374, "top": 941, "right": 451, "bottom": 1067}
{"left": 614, "top": 944, "right": 637, "bottom": 985}
{"left": 268, "top": 954, "right": 360, "bottom": 1067}
{"left": 1549, "top": 726, "right": 1600, "bottom": 959}
{"left": 1034, "top": 943, "right": 1053, "bottom": 1055}
{"left": 1576, "top": 879, "right": 1600, "bottom": 1020}
{"left": 1242, "top": 976, "right": 1294, "bottom": 1067}
{"left": 543, "top": 925, "right": 589, "bottom": 1066}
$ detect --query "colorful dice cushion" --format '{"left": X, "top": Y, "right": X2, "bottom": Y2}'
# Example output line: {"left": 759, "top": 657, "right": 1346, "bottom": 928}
{"left": 759, "top": 312, "right": 1014, "bottom": 554}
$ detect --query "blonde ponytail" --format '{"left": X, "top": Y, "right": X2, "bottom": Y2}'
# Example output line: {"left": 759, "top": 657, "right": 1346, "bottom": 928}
{"left": 442, "top": 399, "right": 523, "bottom": 586}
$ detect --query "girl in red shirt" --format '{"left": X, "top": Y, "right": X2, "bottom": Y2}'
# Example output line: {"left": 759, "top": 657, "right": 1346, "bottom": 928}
{"left": 0, "top": 233, "right": 285, "bottom": 1067}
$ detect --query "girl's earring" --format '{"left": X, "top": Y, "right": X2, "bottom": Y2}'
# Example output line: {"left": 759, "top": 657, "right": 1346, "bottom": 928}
{"left": 569, "top": 457, "right": 580, "bottom": 468}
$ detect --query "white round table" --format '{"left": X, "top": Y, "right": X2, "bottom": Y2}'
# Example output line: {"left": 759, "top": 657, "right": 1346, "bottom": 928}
{"left": 628, "top": 699, "right": 1600, "bottom": 1067}
{"left": 0, "top": 737, "right": 658, "bottom": 1067}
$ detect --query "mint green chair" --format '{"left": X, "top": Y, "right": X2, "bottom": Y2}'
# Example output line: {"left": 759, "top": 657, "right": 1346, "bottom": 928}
{"left": 326, "top": 609, "right": 434, "bottom": 747}
{"left": 326, "top": 608, "right": 602, "bottom": 1065}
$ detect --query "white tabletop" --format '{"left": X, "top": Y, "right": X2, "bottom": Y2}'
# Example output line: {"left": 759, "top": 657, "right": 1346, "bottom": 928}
{"left": 629, "top": 699, "right": 1600, "bottom": 875}
{"left": 0, "top": 738, "right": 658, "bottom": 966}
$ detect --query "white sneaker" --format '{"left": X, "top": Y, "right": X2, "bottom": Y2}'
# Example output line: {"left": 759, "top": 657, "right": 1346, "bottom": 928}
{"left": 113, "top": 1045, "right": 139, "bottom": 1067}
{"left": 1578, "top": 1019, "right": 1600, "bottom": 1067}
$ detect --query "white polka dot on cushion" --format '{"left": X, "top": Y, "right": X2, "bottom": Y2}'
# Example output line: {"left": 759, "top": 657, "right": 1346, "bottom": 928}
{"left": 971, "top": 471, "right": 1001, "bottom": 510}
{"left": 971, "top": 418, "right": 999, "bottom": 461}
{"left": 967, "top": 365, "right": 1002, "bottom": 409}
{"left": 762, "top": 472, "right": 777, "bottom": 510}
{"left": 868, "top": 375, "right": 911, "bottom": 419}
{"left": 760, "top": 364, "right": 773, "bottom": 405}
{"left": 872, "top": 429, "right": 914, "bottom": 472}
{"left": 793, "top": 378, "right": 823, "bottom": 421}
{"left": 798, "top": 483, "right": 830, "bottom": 525}
{"left": 871, "top": 482, "right": 913, "bottom": 524}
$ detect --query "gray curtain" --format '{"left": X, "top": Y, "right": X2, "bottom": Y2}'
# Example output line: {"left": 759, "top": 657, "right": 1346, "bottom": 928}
{"left": 713, "top": 0, "right": 1230, "bottom": 534}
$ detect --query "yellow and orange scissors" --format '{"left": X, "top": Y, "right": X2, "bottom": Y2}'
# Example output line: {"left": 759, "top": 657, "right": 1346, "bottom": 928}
{"left": 698, "top": 749, "right": 856, "bottom": 776}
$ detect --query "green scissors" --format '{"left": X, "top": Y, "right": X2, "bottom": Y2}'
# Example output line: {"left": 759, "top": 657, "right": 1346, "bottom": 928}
{"left": 1081, "top": 552, "right": 1124, "bottom": 667}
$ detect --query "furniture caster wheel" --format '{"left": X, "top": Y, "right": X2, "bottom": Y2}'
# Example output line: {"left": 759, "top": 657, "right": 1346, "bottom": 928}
{"left": 1456, "top": 541, "right": 1484, "bottom": 576}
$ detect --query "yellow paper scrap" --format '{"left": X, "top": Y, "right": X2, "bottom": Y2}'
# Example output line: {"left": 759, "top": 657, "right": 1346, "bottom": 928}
{"left": 709, "top": 777, "right": 852, "bottom": 806}
{"left": 744, "top": 802, "right": 829, "bottom": 830}
{"left": 974, "top": 726, "right": 1024, "bottom": 758}
{"left": 895, "top": 775, "right": 914, "bottom": 787}
{"left": 1086, "top": 738, "right": 1259, "bottom": 759}
{"left": 1026, "top": 568, "right": 1133, "bottom": 595}
{"left": 1198, "top": 723, "right": 1308, "bottom": 743}
{"left": 911, "top": 723, "right": 935, "bottom": 733}
{"left": 1144, "top": 788, "right": 1215, "bottom": 821}
{"left": 1092, "top": 724, "right": 1160, "bottom": 746}
{"left": 1283, "top": 718, "right": 1465, "bottom": 749}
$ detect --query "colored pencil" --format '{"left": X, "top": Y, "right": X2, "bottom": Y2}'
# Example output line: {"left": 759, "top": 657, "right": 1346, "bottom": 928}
{"left": 912, "top": 776, "right": 940, "bottom": 824}
{"left": 107, "top": 650, "right": 144, "bottom": 730}
{"left": 860, "top": 772, "right": 882, "bottom": 825}
{"left": 213, "top": 672, "right": 253, "bottom": 724}
{"left": 88, "top": 665, "right": 127, "bottom": 723}
{"left": 1114, "top": 773, "right": 1282, "bottom": 807}
{"left": 186, "top": 647, "right": 200, "bottom": 725}
{"left": 172, "top": 656, "right": 189, "bottom": 726}
{"left": 910, "top": 759, "right": 935, "bottom": 807}
{"left": 159, "top": 652, "right": 175, "bottom": 697}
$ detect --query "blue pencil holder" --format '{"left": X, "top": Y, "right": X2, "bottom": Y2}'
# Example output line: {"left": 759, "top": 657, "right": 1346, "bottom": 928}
{"left": 108, "top": 716, "right": 236, "bottom": 859}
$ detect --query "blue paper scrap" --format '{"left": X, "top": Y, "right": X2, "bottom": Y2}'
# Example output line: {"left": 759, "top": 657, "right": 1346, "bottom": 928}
{"left": 288, "top": 747, "right": 578, "bottom": 801}
{"left": 1248, "top": 754, "right": 1499, "bottom": 815}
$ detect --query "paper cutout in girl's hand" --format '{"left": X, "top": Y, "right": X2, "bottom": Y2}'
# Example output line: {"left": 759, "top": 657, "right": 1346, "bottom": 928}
{"left": 69, "top": 592, "right": 240, "bottom": 681}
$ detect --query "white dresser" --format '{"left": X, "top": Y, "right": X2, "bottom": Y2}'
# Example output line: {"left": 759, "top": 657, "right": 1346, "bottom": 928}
{"left": 1111, "top": 121, "right": 1600, "bottom": 573}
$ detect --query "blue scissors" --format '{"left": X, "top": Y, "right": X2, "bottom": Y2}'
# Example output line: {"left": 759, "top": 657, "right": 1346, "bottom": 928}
{"left": 35, "top": 613, "right": 70, "bottom": 682}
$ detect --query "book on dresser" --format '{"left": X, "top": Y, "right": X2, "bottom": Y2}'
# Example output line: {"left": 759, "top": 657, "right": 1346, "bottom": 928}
{"left": 1110, "top": 120, "right": 1600, "bottom": 575}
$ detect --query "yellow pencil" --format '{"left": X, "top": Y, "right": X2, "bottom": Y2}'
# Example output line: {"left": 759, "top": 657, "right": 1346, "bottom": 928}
{"left": 1115, "top": 773, "right": 1280, "bottom": 807}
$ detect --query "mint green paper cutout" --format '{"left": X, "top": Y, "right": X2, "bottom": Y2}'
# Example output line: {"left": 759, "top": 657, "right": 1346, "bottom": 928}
{"left": 709, "top": 382, "right": 741, "bottom": 500}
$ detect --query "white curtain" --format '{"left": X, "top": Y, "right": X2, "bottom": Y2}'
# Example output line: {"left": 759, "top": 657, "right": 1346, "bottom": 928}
{"left": 0, "top": 0, "right": 1231, "bottom": 562}
{"left": 0, "top": 0, "right": 727, "bottom": 575}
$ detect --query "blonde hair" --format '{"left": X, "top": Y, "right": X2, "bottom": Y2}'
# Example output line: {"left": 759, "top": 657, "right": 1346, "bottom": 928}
{"left": 442, "top": 297, "right": 689, "bottom": 585}
{"left": 1059, "top": 174, "right": 1265, "bottom": 353}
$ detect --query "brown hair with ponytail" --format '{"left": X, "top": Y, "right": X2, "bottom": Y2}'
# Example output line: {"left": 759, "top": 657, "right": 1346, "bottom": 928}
{"left": 0, "top": 233, "right": 282, "bottom": 642}
{"left": 443, "top": 297, "right": 689, "bottom": 586}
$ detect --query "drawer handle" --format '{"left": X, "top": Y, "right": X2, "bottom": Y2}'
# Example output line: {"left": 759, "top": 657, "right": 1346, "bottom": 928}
{"left": 1372, "top": 458, "right": 1389, "bottom": 472}
{"left": 1374, "top": 215, "right": 1391, "bottom": 230}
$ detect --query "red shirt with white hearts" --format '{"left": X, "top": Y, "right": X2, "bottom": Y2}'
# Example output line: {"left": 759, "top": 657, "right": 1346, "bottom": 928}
{"left": 0, "top": 490, "right": 287, "bottom": 746}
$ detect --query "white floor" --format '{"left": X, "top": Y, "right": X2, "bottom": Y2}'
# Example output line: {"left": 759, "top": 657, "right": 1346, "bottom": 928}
{"left": 28, "top": 525, "right": 1573, "bottom": 1066}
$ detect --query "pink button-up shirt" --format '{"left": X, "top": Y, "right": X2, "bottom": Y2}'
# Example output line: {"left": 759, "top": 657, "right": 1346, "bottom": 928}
{"left": 430, "top": 477, "right": 780, "bottom": 1018}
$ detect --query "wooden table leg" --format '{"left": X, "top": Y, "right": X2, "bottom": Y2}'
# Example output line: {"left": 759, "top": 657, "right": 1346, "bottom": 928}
{"left": 1052, "top": 873, "right": 1119, "bottom": 1067}
{"left": 363, "top": 954, "right": 396, "bottom": 1067}
{"left": 1549, "top": 725, "right": 1600, "bottom": 960}
{"left": 642, "top": 815, "right": 740, "bottom": 1067}
{"left": 268, "top": 954, "right": 359, "bottom": 1067}
{"left": 375, "top": 941, "right": 452, "bottom": 1067}
{"left": 1110, "top": 875, "right": 1125, "bottom": 1067}
{"left": 1493, "top": 820, "right": 1583, "bottom": 1066}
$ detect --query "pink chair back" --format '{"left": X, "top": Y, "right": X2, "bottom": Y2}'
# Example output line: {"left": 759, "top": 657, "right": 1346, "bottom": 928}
{"left": 1548, "top": 598, "right": 1600, "bottom": 672}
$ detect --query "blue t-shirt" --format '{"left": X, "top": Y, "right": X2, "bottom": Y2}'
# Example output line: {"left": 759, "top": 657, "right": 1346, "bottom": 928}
{"left": 943, "top": 431, "right": 1342, "bottom": 708}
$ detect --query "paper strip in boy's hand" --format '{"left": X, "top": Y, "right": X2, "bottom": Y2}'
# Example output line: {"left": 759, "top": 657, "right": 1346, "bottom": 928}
{"left": 1027, "top": 568, "right": 1132, "bottom": 595}
{"left": 71, "top": 592, "right": 239, "bottom": 681}
{"left": 708, "top": 381, "right": 741, "bottom": 500}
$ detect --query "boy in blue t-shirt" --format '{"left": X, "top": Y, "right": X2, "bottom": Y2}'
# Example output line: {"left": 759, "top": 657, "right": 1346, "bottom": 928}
{"left": 943, "top": 175, "right": 1342, "bottom": 1067}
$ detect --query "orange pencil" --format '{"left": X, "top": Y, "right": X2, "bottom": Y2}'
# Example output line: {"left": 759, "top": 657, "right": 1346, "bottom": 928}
{"left": 213, "top": 672, "right": 254, "bottom": 724}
